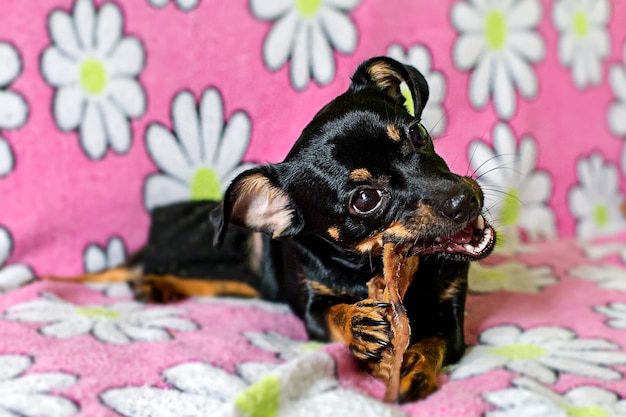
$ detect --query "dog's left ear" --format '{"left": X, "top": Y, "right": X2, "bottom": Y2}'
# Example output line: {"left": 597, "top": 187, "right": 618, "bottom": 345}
{"left": 209, "top": 165, "right": 304, "bottom": 247}
{"left": 350, "top": 56, "right": 429, "bottom": 119}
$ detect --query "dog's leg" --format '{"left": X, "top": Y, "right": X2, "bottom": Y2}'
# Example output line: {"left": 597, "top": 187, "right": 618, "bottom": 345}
{"left": 44, "top": 267, "right": 259, "bottom": 303}
{"left": 130, "top": 274, "right": 259, "bottom": 303}
{"left": 398, "top": 337, "right": 446, "bottom": 401}
{"left": 44, "top": 267, "right": 139, "bottom": 283}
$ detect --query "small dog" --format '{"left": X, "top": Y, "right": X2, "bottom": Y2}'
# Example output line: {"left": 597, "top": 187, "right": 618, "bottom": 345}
{"left": 66, "top": 57, "right": 495, "bottom": 402}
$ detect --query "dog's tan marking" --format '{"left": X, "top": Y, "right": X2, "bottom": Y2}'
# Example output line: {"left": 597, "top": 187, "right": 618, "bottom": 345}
{"left": 440, "top": 277, "right": 465, "bottom": 303}
{"left": 398, "top": 337, "right": 446, "bottom": 401}
{"left": 305, "top": 279, "right": 336, "bottom": 296}
{"left": 232, "top": 173, "right": 294, "bottom": 238}
{"left": 355, "top": 221, "right": 414, "bottom": 254}
{"left": 327, "top": 226, "right": 340, "bottom": 240}
{"left": 367, "top": 62, "right": 404, "bottom": 93}
{"left": 386, "top": 124, "right": 401, "bottom": 142}
{"left": 43, "top": 267, "right": 141, "bottom": 283}
{"left": 349, "top": 168, "right": 372, "bottom": 182}
{"left": 132, "top": 275, "right": 260, "bottom": 303}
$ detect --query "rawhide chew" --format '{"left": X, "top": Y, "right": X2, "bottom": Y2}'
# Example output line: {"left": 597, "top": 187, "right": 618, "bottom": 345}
{"left": 366, "top": 241, "right": 419, "bottom": 402}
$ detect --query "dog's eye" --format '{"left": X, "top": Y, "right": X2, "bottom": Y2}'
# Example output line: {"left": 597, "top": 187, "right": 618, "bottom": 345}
{"left": 351, "top": 189, "right": 384, "bottom": 215}
{"left": 409, "top": 123, "right": 429, "bottom": 148}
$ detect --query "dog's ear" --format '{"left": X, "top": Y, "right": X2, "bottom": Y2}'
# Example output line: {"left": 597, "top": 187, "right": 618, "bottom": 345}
{"left": 350, "top": 56, "right": 429, "bottom": 119}
{"left": 209, "top": 165, "right": 303, "bottom": 247}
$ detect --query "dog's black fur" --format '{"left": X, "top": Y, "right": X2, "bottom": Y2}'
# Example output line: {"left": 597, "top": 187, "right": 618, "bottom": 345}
{"left": 111, "top": 57, "right": 495, "bottom": 402}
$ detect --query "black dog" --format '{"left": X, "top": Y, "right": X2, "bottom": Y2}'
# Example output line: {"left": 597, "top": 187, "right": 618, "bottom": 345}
{"left": 66, "top": 56, "right": 495, "bottom": 402}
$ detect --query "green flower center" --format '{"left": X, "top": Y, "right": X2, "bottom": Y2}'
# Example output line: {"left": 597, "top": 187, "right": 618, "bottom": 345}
{"left": 190, "top": 167, "right": 222, "bottom": 201}
{"left": 300, "top": 341, "right": 325, "bottom": 351}
{"left": 485, "top": 10, "right": 507, "bottom": 50}
{"left": 235, "top": 375, "right": 281, "bottom": 417}
{"left": 76, "top": 306, "right": 120, "bottom": 320}
{"left": 295, "top": 0, "right": 322, "bottom": 17}
{"left": 594, "top": 204, "right": 609, "bottom": 228}
{"left": 500, "top": 188, "right": 521, "bottom": 226}
{"left": 476, "top": 270, "right": 506, "bottom": 282}
{"left": 489, "top": 343, "right": 546, "bottom": 360}
{"left": 572, "top": 11, "right": 590, "bottom": 38}
{"left": 562, "top": 405, "right": 609, "bottom": 417}
{"left": 80, "top": 58, "right": 108, "bottom": 95}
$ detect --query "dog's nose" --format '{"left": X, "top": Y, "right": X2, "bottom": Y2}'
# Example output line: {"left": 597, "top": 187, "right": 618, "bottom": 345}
{"left": 440, "top": 188, "right": 480, "bottom": 224}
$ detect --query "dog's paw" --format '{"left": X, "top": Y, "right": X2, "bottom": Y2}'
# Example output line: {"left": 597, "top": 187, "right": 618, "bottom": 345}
{"left": 349, "top": 299, "right": 394, "bottom": 361}
{"left": 129, "top": 275, "right": 185, "bottom": 303}
{"left": 398, "top": 346, "right": 440, "bottom": 402}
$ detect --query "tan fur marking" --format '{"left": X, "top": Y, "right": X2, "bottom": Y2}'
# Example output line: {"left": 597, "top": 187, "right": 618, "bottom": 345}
{"left": 43, "top": 267, "right": 141, "bottom": 283}
{"left": 305, "top": 279, "right": 336, "bottom": 296}
{"left": 440, "top": 277, "right": 464, "bottom": 303}
{"left": 355, "top": 221, "right": 414, "bottom": 254}
{"left": 142, "top": 275, "right": 260, "bottom": 298}
{"left": 367, "top": 63, "right": 403, "bottom": 94}
{"left": 349, "top": 168, "right": 372, "bottom": 182}
{"left": 327, "top": 226, "right": 340, "bottom": 240}
{"left": 387, "top": 125, "right": 401, "bottom": 142}
{"left": 233, "top": 173, "right": 293, "bottom": 238}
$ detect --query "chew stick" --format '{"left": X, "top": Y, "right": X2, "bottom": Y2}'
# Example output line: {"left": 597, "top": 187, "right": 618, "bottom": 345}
{"left": 367, "top": 241, "right": 419, "bottom": 402}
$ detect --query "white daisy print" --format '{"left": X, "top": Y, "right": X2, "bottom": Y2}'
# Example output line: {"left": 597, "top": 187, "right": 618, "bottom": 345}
{"left": 5, "top": 293, "right": 198, "bottom": 344}
{"left": 469, "top": 261, "right": 557, "bottom": 294}
{"left": 387, "top": 44, "right": 447, "bottom": 137}
{"left": 101, "top": 351, "right": 405, "bottom": 417}
{"left": 469, "top": 123, "right": 556, "bottom": 250}
{"left": 83, "top": 236, "right": 132, "bottom": 297}
{"left": 553, "top": 0, "right": 610, "bottom": 89}
{"left": 244, "top": 331, "right": 326, "bottom": 361}
{"left": 250, "top": 0, "right": 360, "bottom": 90}
{"left": 485, "top": 377, "right": 626, "bottom": 417}
{"left": 0, "top": 354, "right": 79, "bottom": 417}
{"left": 596, "top": 303, "right": 626, "bottom": 330}
{"left": 0, "top": 42, "right": 28, "bottom": 177}
{"left": 196, "top": 297, "right": 293, "bottom": 315}
{"left": 569, "top": 153, "right": 625, "bottom": 238}
{"left": 452, "top": 0, "right": 545, "bottom": 119}
{"left": 144, "top": 88, "right": 255, "bottom": 210}
{"left": 581, "top": 240, "right": 626, "bottom": 263}
{"left": 569, "top": 265, "right": 626, "bottom": 291}
{"left": 450, "top": 325, "right": 626, "bottom": 383}
{"left": 41, "top": 0, "right": 147, "bottom": 159}
{"left": 608, "top": 42, "right": 626, "bottom": 174}
{"left": 147, "top": 0, "right": 200, "bottom": 11}
{"left": 0, "top": 226, "right": 34, "bottom": 294}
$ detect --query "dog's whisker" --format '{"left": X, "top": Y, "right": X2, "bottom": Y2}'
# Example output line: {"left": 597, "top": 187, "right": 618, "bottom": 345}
{"left": 469, "top": 153, "right": 520, "bottom": 179}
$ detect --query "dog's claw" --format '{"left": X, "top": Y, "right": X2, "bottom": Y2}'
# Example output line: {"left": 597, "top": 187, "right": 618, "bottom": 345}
{"left": 349, "top": 299, "right": 394, "bottom": 363}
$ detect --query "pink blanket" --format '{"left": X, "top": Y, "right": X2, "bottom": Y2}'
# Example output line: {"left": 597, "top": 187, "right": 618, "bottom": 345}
{"left": 2, "top": 0, "right": 626, "bottom": 415}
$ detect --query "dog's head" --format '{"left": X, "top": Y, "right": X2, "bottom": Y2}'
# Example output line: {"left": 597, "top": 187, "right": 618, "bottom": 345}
{"left": 211, "top": 57, "right": 495, "bottom": 261}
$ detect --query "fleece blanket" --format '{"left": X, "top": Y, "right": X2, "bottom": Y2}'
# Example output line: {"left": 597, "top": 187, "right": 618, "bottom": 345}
{"left": 1, "top": 0, "right": 626, "bottom": 415}
{"left": 2, "top": 233, "right": 626, "bottom": 416}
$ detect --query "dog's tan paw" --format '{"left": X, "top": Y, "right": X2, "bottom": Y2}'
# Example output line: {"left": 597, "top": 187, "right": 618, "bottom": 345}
{"left": 397, "top": 345, "right": 441, "bottom": 402}
{"left": 348, "top": 299, "right": 394, "bottom": 361}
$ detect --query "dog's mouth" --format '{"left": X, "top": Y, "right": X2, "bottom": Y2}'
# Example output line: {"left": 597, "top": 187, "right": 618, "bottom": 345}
{"left": 384, "top": 215, "right": 496, "bottom": 260}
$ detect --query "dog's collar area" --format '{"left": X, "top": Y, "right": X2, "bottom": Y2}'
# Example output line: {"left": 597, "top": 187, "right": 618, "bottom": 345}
{"left": 383, "top": 215, "right": 496, "bottom": 260}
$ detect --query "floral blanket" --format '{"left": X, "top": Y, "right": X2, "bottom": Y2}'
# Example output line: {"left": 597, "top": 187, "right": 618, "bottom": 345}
{"left": 2, "top": 0, "right": 626, "bottom": 416}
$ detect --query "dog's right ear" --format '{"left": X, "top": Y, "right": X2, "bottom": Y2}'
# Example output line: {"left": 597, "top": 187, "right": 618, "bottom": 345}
{"left": 209, "top": 165, "right": 304, "bottom": 247}
{"left": 350, "top": 56, "right": 429, "bottom": 119}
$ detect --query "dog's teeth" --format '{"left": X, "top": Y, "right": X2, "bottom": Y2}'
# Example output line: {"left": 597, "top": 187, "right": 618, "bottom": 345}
{"left": 476, "top": 215, "right": 485, "bottom": 231}
{"left": 464, "top": 244, "right": 475, "bottom": 252}
{"left": 435, "top": 237, "right": 442, "bottom": 243}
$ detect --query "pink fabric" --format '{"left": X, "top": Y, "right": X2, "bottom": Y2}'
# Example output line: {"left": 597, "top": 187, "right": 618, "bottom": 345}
{"left": 2, "top": 0, "right": 626, "bottom": 415}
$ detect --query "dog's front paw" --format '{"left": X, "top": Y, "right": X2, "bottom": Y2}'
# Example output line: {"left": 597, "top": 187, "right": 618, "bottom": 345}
{"left": 398, "top": 344, "right": 441, "bottom": 402}
{"left": 349, "top": 300, "right": 394, "bottom": 361}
